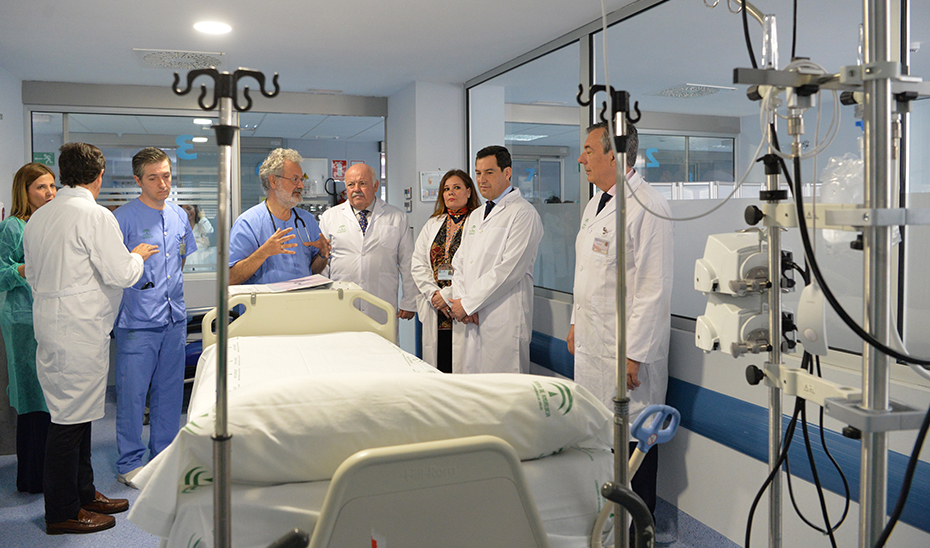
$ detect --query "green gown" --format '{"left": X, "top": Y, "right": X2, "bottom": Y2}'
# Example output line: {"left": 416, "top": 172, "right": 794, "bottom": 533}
{"left": 0, "top": 216, "right": 48, "bottom": 415}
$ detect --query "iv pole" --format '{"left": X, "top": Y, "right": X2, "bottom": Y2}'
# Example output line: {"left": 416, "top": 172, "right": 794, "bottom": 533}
{"left": 577, "top": 85, "right": 647, "bottom": 548}
{"left": 172, "top": 68, "right": 280, "bottom": 548}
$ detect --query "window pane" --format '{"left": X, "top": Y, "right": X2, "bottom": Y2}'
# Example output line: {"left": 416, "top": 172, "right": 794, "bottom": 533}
{"left": 689, "top": 137, "right": 734, "bottom": 182}
{"left": 468, "top": 41, "right": 582, "bottom": 294}
{"left": 638, "top": 135, "right": 686, "bottom": 183}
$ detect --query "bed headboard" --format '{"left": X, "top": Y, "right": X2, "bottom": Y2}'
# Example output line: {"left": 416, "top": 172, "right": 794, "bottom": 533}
{"left": 201, "top": 282, "right": 397, "bottom": 347}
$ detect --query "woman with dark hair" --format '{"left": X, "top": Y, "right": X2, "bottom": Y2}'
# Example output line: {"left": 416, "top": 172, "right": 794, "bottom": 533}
{"left": 0, "top": 162, "right": 57, "bottom": 492}
{"left": 411, "top": 169, "right": 481, "bottom": 372}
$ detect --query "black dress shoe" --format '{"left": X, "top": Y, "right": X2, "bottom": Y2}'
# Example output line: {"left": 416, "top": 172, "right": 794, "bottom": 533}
{"left": 82, "top": 491, "right": 130, "bottom": 514}
{"left": 46, "top": 508, "right": 116, "bottom": 535}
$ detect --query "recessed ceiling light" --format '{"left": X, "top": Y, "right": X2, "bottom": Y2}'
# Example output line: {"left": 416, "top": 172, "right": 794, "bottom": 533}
{"left": 192, "top": 137, "right": 209, "bottom": 143}
{"left": 194, "top": 21, "right": 232, "bottom": 34}
{"left": 193, "top": 118, "right": 213, "bottom": 125}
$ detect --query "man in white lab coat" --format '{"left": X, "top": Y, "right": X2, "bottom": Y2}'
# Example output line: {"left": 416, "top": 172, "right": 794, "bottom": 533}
{"left": 319, "top": 163, "right": 416, "bottom": 326}
{"left": 24, "top": 143, "right": 158, "bottom": 534}
{"left": 449, "top": 145, "right": 544, "bottom": 374}
{"left": 567, "top": 122, "right": 673, "bottom": 515}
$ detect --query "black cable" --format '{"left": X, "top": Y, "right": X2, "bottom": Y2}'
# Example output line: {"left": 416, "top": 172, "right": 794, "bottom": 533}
{"left": 741, "top": 0, "right": 758, "bottom": 69}
{"left": 791, "top": 0, "right": 799, "bottom": 61}
{"left": 800, "top": 400, "right": 839, "bottom": 547}
{"left": 778, "top": 363, "right": 846, "bottom": 540}
{"left": 873, "top": 403, "right": 930, "bottom": 547}
{"left": 770, "top": 123, "right": 930, "bottom": 366}
{"left": 767, "top": 122, "right": 930, "bottom": 546}
{"left": 745, "top": 396, "right": 804, "bottom": 548}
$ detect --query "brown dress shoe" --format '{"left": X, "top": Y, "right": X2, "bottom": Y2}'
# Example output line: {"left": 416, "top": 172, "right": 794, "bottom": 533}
{"left": 46, "top": 508, "right": 116, "bottom": 535}
{"left": 82, "top": 491, "right": 130, "bottom": 514}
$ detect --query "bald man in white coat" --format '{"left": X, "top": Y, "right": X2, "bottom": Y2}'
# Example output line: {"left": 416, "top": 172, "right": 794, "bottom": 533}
{"left": 319, "top": 163, "right": 416, "bottom": 329}
{"left": 568, "top": 123, "right": 673, "bottom": 516}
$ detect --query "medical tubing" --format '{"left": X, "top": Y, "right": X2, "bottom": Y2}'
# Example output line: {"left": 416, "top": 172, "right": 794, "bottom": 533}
{"left": 873, "top": 402, "right": 930, "bottom": 547}
{"left": 800, "top": 402, "right": 840, "bottom": 547}
{"left": 786, "top": 261, "right": 857, "bottom": 533}
{"left": 740, "top": 0, "right": 758, "bottom": 68}
{"left": 779, "top": 361, "right": 848, "bottom": 538}
{"left": 745, "top": 395, "right": 804, "bottom": 548}
{"left": 818, "top": 400, "right": 851, "bottom": 531}
{"left": 783, "top": 153, "right": 930, "bottom": 366}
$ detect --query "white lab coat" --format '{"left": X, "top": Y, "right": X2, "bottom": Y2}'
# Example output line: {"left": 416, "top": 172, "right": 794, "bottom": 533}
{"left": 451, "top": 188, "right": 543, "bottom": 374}
{"left": 320, "top": 197, "right": 417, "bottom": 320}
{"left": 571, "top": 170, "right": 673, "bottom": 419}
{"left": 23, "top": 186, "right": 144, "bottom": 424}
{"left": 411, "top": 215, "right": 465, "bottom": 371}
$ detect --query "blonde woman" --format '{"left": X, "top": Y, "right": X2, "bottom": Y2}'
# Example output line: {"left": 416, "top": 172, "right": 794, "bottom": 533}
{"left": 0, "top": 163, "right": 56, "bottom": 492}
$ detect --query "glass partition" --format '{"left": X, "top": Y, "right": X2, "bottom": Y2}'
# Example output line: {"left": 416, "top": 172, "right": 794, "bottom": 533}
{"left": 468, "top": 41, "right": 582, "bottom": 294}
{"left": 30, "top": 111, "right": 384, "bottom": 276}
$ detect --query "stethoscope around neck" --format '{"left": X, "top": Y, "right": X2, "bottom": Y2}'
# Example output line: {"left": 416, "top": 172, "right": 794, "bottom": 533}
{"left": 265, "top": 201, "right": 311, "bottom": 244}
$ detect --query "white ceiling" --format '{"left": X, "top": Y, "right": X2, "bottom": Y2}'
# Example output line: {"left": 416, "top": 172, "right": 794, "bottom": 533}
{"left": 0, "top": 0, "right": 638, "bottom": 97}
{"left": 6, "top": 1, "right": 929, "bottom": 142}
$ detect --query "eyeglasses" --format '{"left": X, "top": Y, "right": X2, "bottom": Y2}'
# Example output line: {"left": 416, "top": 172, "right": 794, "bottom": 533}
{"left": 275, "top": 174, "right": 303, "bottom": 185}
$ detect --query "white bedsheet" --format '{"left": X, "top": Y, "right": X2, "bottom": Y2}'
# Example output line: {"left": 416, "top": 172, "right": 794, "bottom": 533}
{"left": 158, "top": 446, "right": 613, "bottom": 548}
{"left": 189, "top": 332, "right": 439, "bottom": 418}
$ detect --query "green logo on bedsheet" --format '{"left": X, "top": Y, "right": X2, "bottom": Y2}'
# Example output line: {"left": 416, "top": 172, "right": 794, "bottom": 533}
{"left": 532, "top": 380, "right": 574, "bottom": 417}
{"left": 187, "top": 534, "right": 204, "bottom": 548}
{"left": 182, "top": 466, "right": 213, "bottom": 494}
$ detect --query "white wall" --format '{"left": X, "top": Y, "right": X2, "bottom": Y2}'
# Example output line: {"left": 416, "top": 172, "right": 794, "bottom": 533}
{"left": 387, "top": 81, "right": 466, "bottom": 354}
{"left": 0, "top": 66, "right": 24, "bottom": 212}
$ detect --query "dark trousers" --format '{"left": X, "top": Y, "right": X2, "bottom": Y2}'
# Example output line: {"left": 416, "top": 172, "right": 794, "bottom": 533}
{"left": 16, "top": 411, "right": 51, "bottom": 493}
{"left": 44, "top": 422, "right": 97, "bottom": 523}
{"left": 630, "top": 441, "right": 658, "bottom": 516}
{"left": 436, "top": 328, "right": 452, "bottom": 373}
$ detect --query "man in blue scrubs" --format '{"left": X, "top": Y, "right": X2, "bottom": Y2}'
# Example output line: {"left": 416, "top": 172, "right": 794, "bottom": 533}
{"left": 229, "top": 148, "right": 329, "bottom": 285}
{"left": 112, "top": 148, "right": 196, "bottom": 487}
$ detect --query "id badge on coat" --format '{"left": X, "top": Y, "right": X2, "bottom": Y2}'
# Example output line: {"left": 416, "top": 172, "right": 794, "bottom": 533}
{"left": 179, "top": 239, "right": 186, "bottom": 256}
{"left": 592, "top": 237, "right": 610, "bottom": 255}
{"left": 437, "top": 263, "right": 454, "bottom": 281}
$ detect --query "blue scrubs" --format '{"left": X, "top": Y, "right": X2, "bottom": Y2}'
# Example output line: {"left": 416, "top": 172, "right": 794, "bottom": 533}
{"left": 113, "top": 199, "right": 196, "bottom": 475}
{"left": 229, "top": 202, "right": 322, "bottom": 284}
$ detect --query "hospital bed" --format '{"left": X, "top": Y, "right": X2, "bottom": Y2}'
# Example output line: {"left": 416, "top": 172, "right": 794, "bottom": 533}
{"left": 127, "top": 286, "right": 615, "bottom": 548}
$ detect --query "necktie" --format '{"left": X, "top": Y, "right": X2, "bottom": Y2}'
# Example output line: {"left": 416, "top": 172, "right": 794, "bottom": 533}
{"left": 358, "top": 209, "right": 369, "bottom": 234}
{"left": 484, "top": 200, "right": 495, "bottom": 219}
{"left": 596, "top": 192, "right": 613, "bottom": 215}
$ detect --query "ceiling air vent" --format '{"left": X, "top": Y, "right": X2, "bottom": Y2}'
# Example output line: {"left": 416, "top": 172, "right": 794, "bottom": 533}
{"left": 133, "top": 49, "right": 224, "bottom": 70}
{"left": 656, "top": 83, "right": 734, "bottom": 99}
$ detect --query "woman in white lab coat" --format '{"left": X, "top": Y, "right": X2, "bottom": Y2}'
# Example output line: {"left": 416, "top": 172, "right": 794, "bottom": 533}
{"left": 411, "top": 170, "right": 480, "bottom": 372}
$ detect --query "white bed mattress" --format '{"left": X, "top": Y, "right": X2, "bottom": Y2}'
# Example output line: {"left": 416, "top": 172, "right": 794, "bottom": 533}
{"left": 132, "top": 332, "right": 614, "bottom": 547}
{"left": 159, "top": 445, "right": 613, "bottom": 548}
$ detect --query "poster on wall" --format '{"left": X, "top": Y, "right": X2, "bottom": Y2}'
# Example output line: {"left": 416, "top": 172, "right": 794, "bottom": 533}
{"left": 419, "top": 171, "right": 444, "bottom": 202}
{"left": 332, "top": 160, "right": 348, "bottom": 180}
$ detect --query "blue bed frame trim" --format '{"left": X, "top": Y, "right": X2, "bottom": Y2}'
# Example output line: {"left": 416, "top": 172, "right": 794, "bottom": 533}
{"left": 529, "top": 330, "right": 930, "bottom": 534}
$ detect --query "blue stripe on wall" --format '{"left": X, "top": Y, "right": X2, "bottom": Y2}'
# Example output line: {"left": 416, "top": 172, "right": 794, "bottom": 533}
{"left": 530, "top": 331, "right": 574, "bottom": 378}
{"left": 529, "top": 331, "right": 930, "bottom": 534}
{"left": 667, "top": 377, "right": 930, "bottom": 534}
